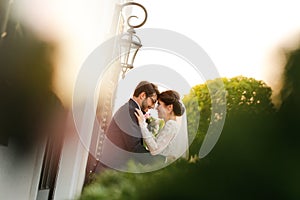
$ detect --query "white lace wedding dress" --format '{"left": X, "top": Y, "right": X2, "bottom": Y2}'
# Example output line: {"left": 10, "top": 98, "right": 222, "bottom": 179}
{"left": 139, "top": 115, "right": 189, "bottom": 162}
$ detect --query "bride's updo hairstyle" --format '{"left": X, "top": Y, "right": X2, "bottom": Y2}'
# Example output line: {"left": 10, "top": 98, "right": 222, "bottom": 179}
{"left": 159, "top": 90, "right": 185, "bottom": 116}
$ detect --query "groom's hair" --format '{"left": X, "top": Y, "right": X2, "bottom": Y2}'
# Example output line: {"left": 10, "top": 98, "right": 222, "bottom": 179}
{"left": 133, "top": 81, "right": 160, "bottom": 97}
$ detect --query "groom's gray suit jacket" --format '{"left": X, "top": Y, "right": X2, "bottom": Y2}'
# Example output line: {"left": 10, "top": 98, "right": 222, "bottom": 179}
{"left": 106, "top": 99, "right": 148, "bottom": 153}
{"left": 100, "top": 99, "right": 164, "bottom": 170}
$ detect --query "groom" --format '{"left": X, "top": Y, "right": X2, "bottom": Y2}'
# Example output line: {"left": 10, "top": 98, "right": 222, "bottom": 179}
{"left": 96, "top": 81, "right": 163, "bottom": 172}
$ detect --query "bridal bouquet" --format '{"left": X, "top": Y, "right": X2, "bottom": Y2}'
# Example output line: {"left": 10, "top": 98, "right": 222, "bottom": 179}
{"left": 145, "top": 113, "right": 165, "bottom": 136}
{"left": 143, "top": 113, "right": 165, "bottom": 149}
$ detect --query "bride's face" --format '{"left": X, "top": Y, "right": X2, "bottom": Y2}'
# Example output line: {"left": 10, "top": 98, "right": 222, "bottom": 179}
{"left": 157, "top": 100, "right": 168, "bottom": 120}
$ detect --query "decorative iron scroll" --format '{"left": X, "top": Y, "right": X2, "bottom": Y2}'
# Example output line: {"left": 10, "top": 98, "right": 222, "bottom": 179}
{"left": 121, "top": 2, "right": 148, "bottom": 29}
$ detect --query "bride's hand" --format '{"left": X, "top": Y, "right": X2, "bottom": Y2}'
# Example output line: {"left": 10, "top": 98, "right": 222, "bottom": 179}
{"left": 134, "top": 108, "right": 145, "bottom": 124}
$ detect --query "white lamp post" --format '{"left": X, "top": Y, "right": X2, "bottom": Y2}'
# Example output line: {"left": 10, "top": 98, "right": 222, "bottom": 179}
{"left": 120, "top": 2, "right": 147, "bottom": 79}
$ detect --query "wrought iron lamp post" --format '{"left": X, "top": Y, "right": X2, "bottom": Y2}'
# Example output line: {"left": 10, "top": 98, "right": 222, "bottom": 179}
{"left": 86, "top": 2, "right": 149, "bottom": 177}
{"left": 120, "top": 2, "right": 147, "bottom": 79}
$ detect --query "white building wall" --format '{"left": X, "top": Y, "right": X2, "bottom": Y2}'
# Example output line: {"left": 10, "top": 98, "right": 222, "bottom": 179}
{"left": 0, "top": 143, "right": 45, "bottom": 200}
{"left": 53, "top": 1, "right": 125, "bottom": 200}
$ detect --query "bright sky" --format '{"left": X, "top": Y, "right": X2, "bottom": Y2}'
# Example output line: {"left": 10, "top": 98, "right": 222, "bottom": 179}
{"left": 136, "top": 0, "right": 300, "bottom": 87}
{"left": 14, "top": 0, "right": 300, "bottom": 106}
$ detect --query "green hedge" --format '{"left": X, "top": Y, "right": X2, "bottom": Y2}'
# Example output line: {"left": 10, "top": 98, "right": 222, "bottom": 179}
{"left": 79, "top": 158, "right": 201, "bottom": 200}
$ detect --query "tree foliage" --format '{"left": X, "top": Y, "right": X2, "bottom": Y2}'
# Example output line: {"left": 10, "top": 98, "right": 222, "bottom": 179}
{"left": 183, "top": 76, "right": 276, "bottom": 157}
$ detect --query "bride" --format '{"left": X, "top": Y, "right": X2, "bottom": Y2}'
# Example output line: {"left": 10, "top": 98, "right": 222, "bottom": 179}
{"left": 135, "top": 90, "right": 189, "bottom": 163}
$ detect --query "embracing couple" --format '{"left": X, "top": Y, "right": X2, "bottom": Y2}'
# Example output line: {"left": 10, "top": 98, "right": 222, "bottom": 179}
{"left": 96, "top": 81, "right": 189, "bottom": 172}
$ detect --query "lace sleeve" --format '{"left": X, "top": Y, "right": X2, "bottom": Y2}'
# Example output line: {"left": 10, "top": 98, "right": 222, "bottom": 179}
{"left": 139, "top": 120, "right": 177, "bottom": 155}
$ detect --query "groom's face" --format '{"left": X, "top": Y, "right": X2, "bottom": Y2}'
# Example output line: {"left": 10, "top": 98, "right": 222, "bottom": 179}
{"left": 141, "top": 94, "right": 157, "bottom": 113}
